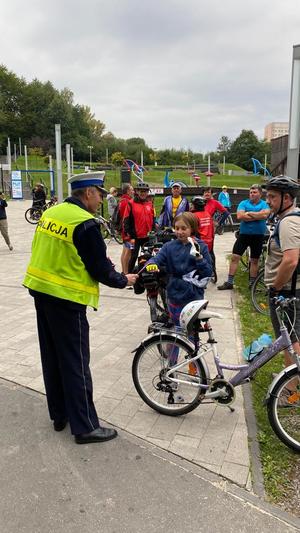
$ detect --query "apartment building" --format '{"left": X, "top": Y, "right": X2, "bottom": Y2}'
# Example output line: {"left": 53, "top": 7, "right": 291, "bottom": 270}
{"left": 264, "top": 122, "right": 289, "bottom": 142}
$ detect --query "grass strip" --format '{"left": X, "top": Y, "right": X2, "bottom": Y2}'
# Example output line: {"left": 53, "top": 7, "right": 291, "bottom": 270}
{"left": 234, "top": 265, "right": 299, "bottom": 502}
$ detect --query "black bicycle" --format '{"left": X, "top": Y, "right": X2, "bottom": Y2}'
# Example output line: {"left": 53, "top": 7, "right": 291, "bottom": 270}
{"left": 96, "top": 215, "right": 123, "bottom": 244}
{"left": 134, "top": 229, "right": 175, "bottom": 326}
{"left": 25, "top": 197, "right": 58, "bottom": 225}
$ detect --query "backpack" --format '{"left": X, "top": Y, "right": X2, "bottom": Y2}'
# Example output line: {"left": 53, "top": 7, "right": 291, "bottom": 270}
{"left": 272, "top": 211, "right": 300, "bottom": 295}
{"left": 111, "top": 202, "right": 122, "bottom": 231}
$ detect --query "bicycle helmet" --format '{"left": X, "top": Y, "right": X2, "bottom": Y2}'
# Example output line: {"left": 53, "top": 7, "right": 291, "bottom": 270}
{"left": 179, "top": 300, "right": 208, "bottom": 333}
{"left": 191, "top": 196, "right": 206, "bottom": 210}
{"left": 134, "top": 182, "right": 150, "bottom": 191}
{"left": 265, "top": 175, "right": 299, "bottom": 197}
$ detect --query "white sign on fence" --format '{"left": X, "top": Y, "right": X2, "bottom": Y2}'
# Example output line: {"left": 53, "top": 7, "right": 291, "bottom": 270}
{"left": 11, "top": 170, "right": 23, "bottom": 199}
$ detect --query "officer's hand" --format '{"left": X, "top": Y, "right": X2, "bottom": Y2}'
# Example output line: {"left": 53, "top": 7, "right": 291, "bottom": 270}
{"left": 146, "top": 264, "right": 159, "bottom": 272}
{"left": 126, "top": 274, "right": 138, "bottom": 286}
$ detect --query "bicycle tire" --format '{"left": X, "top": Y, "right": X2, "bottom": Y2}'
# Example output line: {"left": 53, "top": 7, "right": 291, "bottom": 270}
{"left": 24, "top": 207, "right": 42, "bottom": 224}
{"left": 240, "top": 248, "right": 250, "bottom": 270}
{"left": 113, "top": 231, "right": 123, "bottom": 245}
{"left": 132, "top": 333, "right": 207, "bottom": 416}
{"left": 251, "top": 270, "right": 270, "bottom": 316}
{"left": 267, "top": 366, "right": 300, "bottom": 452}
{"left": 215, "top": 225, "right": 224, "bottom": 236}
{"left": 99, "top": 222, "right": 110, "bottom": 240}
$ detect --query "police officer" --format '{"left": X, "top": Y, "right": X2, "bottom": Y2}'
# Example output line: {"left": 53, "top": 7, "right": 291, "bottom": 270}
{"left": 23, "top": 172, "right": 138, "bottom": 444}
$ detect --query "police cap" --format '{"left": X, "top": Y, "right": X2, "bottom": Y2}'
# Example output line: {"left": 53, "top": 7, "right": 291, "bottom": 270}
{"left": 68, "top": 171, "right": 108, "bottom": 195}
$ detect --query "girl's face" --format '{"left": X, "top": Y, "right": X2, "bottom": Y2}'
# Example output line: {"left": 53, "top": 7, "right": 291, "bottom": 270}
{"left": 174, "top": 220, "right": 192, "bottom": 243}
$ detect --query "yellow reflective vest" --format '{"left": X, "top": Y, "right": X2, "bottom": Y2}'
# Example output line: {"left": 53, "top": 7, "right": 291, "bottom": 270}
{"left": 23, "top": 202, "right": 99, "bottom": 309}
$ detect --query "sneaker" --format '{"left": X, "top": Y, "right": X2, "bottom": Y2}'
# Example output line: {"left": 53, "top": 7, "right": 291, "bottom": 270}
{"left": 217, "top": 281, "right": 233, "bottom": 290}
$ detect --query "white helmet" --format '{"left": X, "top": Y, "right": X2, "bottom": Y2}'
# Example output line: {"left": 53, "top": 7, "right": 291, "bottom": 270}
{"left": 179, "top": 300, "right": 208, "bottom": 333}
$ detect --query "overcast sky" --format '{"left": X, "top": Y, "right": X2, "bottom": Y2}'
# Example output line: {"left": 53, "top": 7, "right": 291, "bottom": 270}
{"left": 1, "top": 0, "right": 300, "bottom": 152}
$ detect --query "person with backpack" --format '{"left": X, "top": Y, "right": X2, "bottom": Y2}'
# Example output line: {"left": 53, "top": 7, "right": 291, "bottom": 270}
{"left": 264, "top": 175, "right": 300, "bottom": 370}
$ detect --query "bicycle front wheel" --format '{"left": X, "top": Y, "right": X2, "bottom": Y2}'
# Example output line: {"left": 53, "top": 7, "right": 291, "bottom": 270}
{"left": 132, "top": 334, "right": 207, "bottom": 416}
{"left": 267, "top": 366, "right": 300, "bottom": 452}
{"left": 100, "top": 223, "right": 109, "bottom": 240}
{"left": 251, "top": 270, "right": 269, "bottom": 316}
{"left": 24, "top": 208, "right": 42, "bottom": 224}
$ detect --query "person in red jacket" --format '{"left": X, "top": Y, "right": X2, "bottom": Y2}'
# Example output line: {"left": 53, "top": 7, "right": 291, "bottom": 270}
{"left": 123, "top": 182, "right": 155, "bottom": 272}
{"left": 190, "top": 196, "right": 214, "bottom": 251}
{"left": 202, "top": 187, "right": 228, "bottom": 220}
{"left": 190, "top": 196, "right": 217, "bottom": 282}
{"left": 119, "top": 183, "right": 134, "bottom": 274}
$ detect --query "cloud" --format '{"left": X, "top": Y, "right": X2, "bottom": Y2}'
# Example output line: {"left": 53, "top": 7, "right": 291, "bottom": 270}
{"left": 1, "top": 0, "right": 300, "bottom": 150}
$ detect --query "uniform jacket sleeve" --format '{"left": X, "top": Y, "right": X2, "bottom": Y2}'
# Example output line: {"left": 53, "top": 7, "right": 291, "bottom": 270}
{"left": 73, "top": 220, "right": 127, "bottom": 288}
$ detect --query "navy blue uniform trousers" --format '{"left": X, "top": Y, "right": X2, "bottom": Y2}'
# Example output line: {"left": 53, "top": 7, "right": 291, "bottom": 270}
{"left": 33, "top": 294, "right": 100, "bottom": 435}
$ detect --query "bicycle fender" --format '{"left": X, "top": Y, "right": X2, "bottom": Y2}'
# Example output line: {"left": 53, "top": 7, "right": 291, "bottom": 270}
{"left": 265, "top": 364, "right": 298, "bottom": 403}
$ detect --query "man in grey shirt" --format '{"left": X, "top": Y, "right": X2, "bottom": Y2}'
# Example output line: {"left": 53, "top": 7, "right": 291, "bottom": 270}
{"left": 106, "top": 187, "right": 118, "bottom": 217}
{"left": 264, "top": 175, "right": 300, "bottom": 369}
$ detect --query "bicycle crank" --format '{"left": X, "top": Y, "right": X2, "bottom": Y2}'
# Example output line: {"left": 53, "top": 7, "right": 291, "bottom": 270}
{"left": 207, "top": 379, "right": 236, "bottom": 406}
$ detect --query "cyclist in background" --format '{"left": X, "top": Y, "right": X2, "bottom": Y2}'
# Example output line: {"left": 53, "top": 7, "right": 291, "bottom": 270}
{"left": 158, "top": 183, "right": 189, "bottom": 228}
{"left": 32, "top": 183, "right": 46, "bottom": 209}
{"left": 124, "top": 182, "right": 156, "bottom": 273}
{"left": 218, "top": 185, "right": 231, "bottom": 210}
{"left": 190, "top": 196, "right": 216, "bottom": 280}
{"left": 202, "top": 187, "right": 228, "bottom": 221}
{"left": 218, "top": 184, "right": 270, "bottom": 290}
{"left": 264, "top": 175, "right": 300, "bottom": 370}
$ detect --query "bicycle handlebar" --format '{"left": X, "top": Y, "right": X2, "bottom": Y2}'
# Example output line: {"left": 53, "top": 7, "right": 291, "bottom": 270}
{"left": 273, "top": 295, "right": 298, "bottom": 308}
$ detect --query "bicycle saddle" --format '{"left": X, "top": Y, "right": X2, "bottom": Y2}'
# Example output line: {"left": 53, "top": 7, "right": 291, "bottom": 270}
{"left": 180, "top": 300, "right": 222, "bottom": 333}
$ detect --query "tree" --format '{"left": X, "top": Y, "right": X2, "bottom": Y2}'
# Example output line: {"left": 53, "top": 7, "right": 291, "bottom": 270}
{"left": 227, "top": 130, "right": 267, "bottom": 171}
{"left": 111, "top": 152, "right": 124, "bottom": 167}
{"left": 217, "top": 136, "right": 231, "bottom": 156}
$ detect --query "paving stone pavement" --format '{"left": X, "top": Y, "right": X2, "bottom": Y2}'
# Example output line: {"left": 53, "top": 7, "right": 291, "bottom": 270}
{"left": 0, "top": 199, "right": 251, "bottom": 487}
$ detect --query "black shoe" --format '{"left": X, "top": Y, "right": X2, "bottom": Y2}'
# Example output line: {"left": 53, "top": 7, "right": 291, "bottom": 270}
{"left": 75, "top": 426, "right": 118, "bottom": 444}
{"left": 53, "top": 418, "right": 68, "bottom": 432}
{"left": 217, "top": 281, "right": 233, "bottom": 290}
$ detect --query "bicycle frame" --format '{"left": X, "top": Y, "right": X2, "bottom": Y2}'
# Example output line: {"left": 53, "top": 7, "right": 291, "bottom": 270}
{"left": 163, "top": 299, "right": 300, "bottom": 399}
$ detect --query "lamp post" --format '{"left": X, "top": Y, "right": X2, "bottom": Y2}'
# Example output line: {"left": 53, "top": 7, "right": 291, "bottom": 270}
{"left": 87, "top": 145, "right": 93, "bottom": 170}
{"left": 287, "top": 44, "right": 300, "bottom": 179}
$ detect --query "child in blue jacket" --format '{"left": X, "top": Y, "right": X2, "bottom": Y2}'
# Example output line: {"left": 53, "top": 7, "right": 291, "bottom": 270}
{"left": 146, "top": 212, "right": 212, "bottom": 326}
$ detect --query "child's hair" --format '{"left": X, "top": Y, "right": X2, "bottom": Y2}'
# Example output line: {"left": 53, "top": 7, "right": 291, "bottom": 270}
{"left": 173, "top": 212, "right": 198, "bottom": 235}
{"left": 109, "top": 187, "right": 117, "bottom": 194}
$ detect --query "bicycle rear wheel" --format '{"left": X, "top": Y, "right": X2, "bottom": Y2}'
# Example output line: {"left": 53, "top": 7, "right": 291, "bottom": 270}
{"left": 99, "top": 222, "right": 109, "bottom": 239}
{"left": 251, "top": 270, "right": 269, "bottom": 315}
{"left": 113, "top": 230, "right": 123, "bottom": 245}
{"left": 24, "top": 207, "right": 42, "bottom": 224}
{"left": 132, "top": 334, "right": 207, "bottom": 416}
{"left": 267, "top": 366, "right": 300, "bottom": 452}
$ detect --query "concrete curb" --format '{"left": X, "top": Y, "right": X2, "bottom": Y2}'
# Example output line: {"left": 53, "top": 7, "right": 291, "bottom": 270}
{"left": 231, "top": 275, "right": 266, "bottom": 498}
